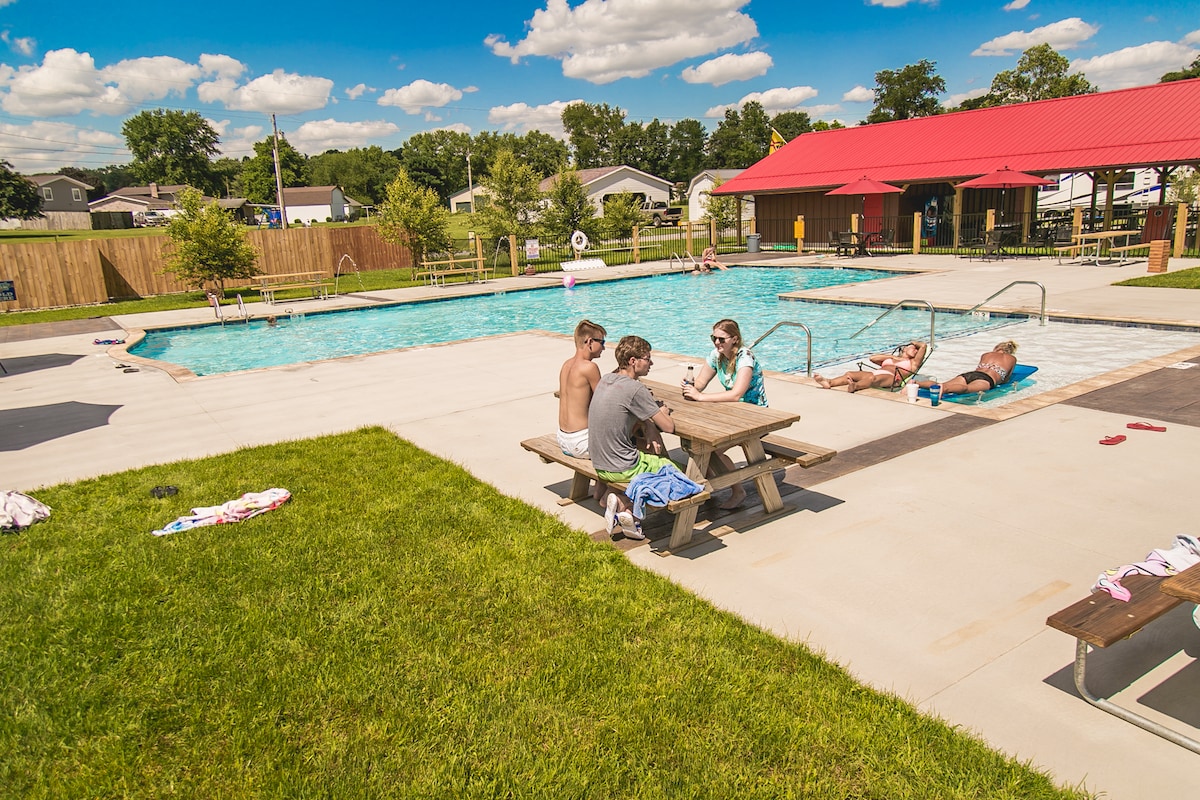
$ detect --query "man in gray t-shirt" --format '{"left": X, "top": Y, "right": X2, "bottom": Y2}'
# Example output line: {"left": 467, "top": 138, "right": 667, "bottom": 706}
{"left": 588, "top": 336, "right": 675, "bottom": 539}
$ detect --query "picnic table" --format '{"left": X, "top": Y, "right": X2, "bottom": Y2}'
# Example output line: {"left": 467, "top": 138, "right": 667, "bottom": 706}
{"left": 1071, "top": 230, "right": 1139, "bottom": 265}
{"left": 641, "top": 379, "right": 800, "bottom": 549}
{"left": 1161, "top": 562, "right": 1200, "bottom": 603}
{"left": 250, "top": 271, "right": 331, "bottom": 304}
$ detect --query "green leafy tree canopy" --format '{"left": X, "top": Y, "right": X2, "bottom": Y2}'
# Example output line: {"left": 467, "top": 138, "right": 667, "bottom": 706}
{"left": 376, "top": 168, "right": 451, "bottom": 265}
{"left": 1161, "top": 55, "right": 1200, "bottom": 83}
{"left": 309, "top": 146, "right": 401, "bottom": 206}
{"left": 541, "top": 169, "right": 599, "bottom": 243}
{"left": 985, "top": 44, "right": 1096, "bottom": 106}
{"left": 866, "top": 60, "right": 945, "bottom": 123}
{"left": 239, "top": 134, "right": 309, "bottom": 204}
{"left": 122, "top": 109, "right": 221, "bottom": 194}
{"left": 162, "top": 188, "right": 259, "bottom": 291}
{"left": 600, "top": 191, "right": 645, "bottom": 238}
{"left": 474, "top": 150, "right": 543, "bottom": 242}
{"left": 0, "top": 161, "right": 45, "bottom": 219}
{"left": 702, "top": 176, "right": 740, "bottom": 232}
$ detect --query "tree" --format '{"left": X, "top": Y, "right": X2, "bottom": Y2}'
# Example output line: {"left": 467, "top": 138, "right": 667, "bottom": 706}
{"left": 541, "top": 169, "right": 599, "bottom": 242}
{"left": 1168, "top": 167, "right": 1198, "bottom": 205}
{"left": 162, "top": 188, "right": 259, "bottom": 291}
{"left": 600, "top": 191, "right": 645, "bottom": 238}
{"left": 707, "top": 101, "right": 772, "bottom": 168}
{"left": 1161, "top": 56, "right": 1200, "bottom": 83}
{"left": 702, "top": 177, "right": 740, "bottom": 231}
{"left": 811, "top": 120, "right": 845, "bottom": 132}
{"left": 239, "top": 134, "right": 309, "bottom": 204}
{"left": 473, "top": 130, "right": 567, "bottom": 180}
{"left": 0, "top": 161, "right": 42, "bottom": 220}
{"left": 309, "top": 146, "right": 401, "bottom": 206}
{"left": 866, "top": 60, "right": 945, "bottom": 123}
{"left": 770, "top": 110, "right": 813, "bottom": 142}
{"left": 562, "top": 102, "right": 626, "bottom": 168}
{"left": 210, "top": 157, "right": 245, "bottom": 199}
{"left": 985, "top": 44, "right": 1095, "bottom": 106}
{"left": 474, "top": 150, "right": 543, "bottom": 242}
{"left": 122, "top": 109, "right": 220, "bottom": 194}
{"left": 667, "top": 118, "right": 707, "bottom": 184}
{"left": 396, "top": 129, "right": 471, "bottom": 203}
{"left": 376, "top": 168, "right": 451, "bottom": 265}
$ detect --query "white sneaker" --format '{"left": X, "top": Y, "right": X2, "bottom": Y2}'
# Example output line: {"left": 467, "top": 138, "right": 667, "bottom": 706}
{"left": 617, "top": 512, "right": 645, "bottom": 540}
{"left": 604, "top": 494, "right": 620, "bottom": 534}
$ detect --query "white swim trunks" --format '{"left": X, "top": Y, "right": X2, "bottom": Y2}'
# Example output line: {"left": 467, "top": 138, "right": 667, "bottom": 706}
{"left": 557, "top": 428, "right": 589, "bottom": 458}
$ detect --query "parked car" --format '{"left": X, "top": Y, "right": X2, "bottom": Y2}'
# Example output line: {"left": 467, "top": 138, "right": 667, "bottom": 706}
{"left": 640, "top": 201, "right": 683, "bottom": 227}
{"left": 135, "top": 210, "right": 170, "bottom": 227}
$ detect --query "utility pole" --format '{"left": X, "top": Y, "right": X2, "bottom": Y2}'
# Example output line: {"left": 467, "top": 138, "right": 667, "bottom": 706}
{"left": 466, "top": 147, "right": 475, "bottom": 214}
{"left": 271, "top": 113, "right": 288, "bottom": 229}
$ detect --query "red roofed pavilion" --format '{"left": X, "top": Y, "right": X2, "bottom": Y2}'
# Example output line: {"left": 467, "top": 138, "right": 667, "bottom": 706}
{"left": 714, "top": 79, "right": 1200, "bottom": 248}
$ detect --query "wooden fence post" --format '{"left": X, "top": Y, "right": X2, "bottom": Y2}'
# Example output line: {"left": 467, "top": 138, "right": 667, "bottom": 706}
{"left": 508, "top": 234, "right": 519, "bottom": 275}
{"left": 632, "top": 226, "right": 640, "bottom": 264}
{"left": 1174, "top": 203, "right": 1188, "bottom": 259}
{"left": 912, "top": 212, "right": 922, "bottom": 255}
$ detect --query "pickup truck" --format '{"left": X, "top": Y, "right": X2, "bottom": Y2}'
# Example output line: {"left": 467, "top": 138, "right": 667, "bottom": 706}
{"left": 640, "top": 201, "right": 683, "bottom": 227}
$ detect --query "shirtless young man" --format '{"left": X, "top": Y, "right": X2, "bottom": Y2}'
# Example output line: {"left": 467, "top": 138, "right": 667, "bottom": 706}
{"left": 557, "top": 320, "right": 607, "bottom": 459}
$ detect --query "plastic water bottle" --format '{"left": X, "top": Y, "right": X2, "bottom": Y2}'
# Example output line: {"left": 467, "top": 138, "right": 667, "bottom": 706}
{"left": 906, "top": 381, "right": 919, "bottom": 403}
{"left": 684, "top": 365, "right": 695, "bottom": 387}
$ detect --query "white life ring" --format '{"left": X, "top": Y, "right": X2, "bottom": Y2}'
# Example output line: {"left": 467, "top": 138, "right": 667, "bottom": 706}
{"left": 570, "top": 230, "right": 589, "bottom": 251}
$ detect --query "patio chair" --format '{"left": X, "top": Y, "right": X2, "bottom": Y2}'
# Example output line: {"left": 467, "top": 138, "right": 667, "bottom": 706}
{"left": 875, "top": 229, "right": 896, "bottom": 253}
{"left": 856, "top": 341, "right": 931, "bottom": 392}
{"left": 836, "top": 231, "right": 855, "bottom": 257}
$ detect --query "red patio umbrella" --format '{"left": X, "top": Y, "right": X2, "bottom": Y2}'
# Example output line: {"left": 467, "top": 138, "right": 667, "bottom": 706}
{"left": 826, "top": 176, "right": 904, "bottom": 196}
{"left": 957, "top": 167, "right": 1051, "bottom": 227}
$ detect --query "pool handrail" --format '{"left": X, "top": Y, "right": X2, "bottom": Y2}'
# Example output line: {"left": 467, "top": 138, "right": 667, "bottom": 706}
{"left": 849, "top": 299, "right": 936, "bottom": 351}
{"left": 751, "top": 321, "right": 813, "bottom": 376}
{"left": 965, "top": 281, "right": 1047, "bottom": 326}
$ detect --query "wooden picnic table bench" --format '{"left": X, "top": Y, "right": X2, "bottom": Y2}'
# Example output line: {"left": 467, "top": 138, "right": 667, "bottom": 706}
{"left": 1046, "top": 571, "right": 1200, "bottom": 754}
{"left": 245, "top": 271, "right": 332, "bottom": 304}
{"left": 415, "top": 254, "right": 488, "bottom": 285}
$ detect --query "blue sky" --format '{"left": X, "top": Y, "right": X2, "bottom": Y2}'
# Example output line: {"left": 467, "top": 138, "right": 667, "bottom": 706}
{"left": 1, "top": 0, "right": 1197, "bottom": 173}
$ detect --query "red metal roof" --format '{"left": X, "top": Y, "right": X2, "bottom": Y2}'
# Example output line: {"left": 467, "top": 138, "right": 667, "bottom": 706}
{"left": 714, "top": 78, "right": 1200, "bottom": 196}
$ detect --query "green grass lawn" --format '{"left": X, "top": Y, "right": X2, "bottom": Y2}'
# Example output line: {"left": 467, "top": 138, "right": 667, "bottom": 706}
{"left": 1116, "top": 264, "right": 1200, "bottom": 288}
{"left": 1, "top": 428, "right": 1089, "bottom": 799}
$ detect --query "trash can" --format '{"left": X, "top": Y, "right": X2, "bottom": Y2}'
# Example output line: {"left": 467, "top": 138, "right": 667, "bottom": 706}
{"left": 746, "top": 233, "right": 761, "bottom": 253}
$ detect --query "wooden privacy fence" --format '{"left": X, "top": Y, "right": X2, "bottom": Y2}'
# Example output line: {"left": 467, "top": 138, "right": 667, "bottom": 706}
{"left": 0, "top": 225, "right": 413, "bottom": 311}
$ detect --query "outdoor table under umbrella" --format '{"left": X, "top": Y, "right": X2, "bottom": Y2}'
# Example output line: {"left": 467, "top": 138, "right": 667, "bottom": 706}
{"left": 826, "top": 176, "right": 903, "bottom": 255}
{"left": 957, "top": 167, "right": 1052, "bottom": 255}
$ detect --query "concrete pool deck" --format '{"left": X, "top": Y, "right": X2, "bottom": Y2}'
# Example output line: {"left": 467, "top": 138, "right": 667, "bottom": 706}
{"left": 3, "top": 253, "right": 1200, "bottom": 797}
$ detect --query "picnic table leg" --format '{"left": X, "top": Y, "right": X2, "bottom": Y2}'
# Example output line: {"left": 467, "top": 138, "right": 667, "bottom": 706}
{"left": 568, "top": 472, "right": 591, "bottom": 503}
{"left": 668, "top": 505, "right": 701, "bottom": 550}
{"left": 743, "top": 439, "right": 786, "bottom": 514}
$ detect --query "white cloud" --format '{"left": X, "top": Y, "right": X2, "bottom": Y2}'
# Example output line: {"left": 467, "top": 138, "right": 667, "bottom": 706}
{"left": 488, "top": 99, "right": 581, "bottom": 138}
{"left": 0, "top": 0, "right": 18, "bottom": 7}
{"left": 681, "top": 52, "right": 772, "bottom": 86}
{"left": 705, "top": 85, "right": 819, "bottom": 117}
{"left": 344, "top": 83, "right": 372, "bottom": 100}
{"left": 1072, "top": 40, "right": 1200, "bottom": 90}
{"left": 867, "top": 0, "right": 935, "bottom": 6}
{"left": 1185, "top": 28, "right": 1200, "bottom": 45}
{"left": 973, "top": 17, "right": 1099, "bottom": 57}
{"left": 198, "top": 68, "right": 333, "bottom": 114}
{"left": 377, "top": 79, "right": 464, "bottom": 114}
{"left": 1, "top": 31, "right": 34, "bottom": 56}
{"left": 842, "top": 85, "right": 874, "bottom": 103}
{"left": 431, "top": 122, "right": 473, "bottom": 134}
{"left": 100, "top": 56, "right": 201, "bottom": 103}
{"left": 0, "top": 119, "right": 126, "bottom": 172}
{"left": 947, "top": 87, "right": 990, "bottom": 106}
{"left": 0, "top": 48, "right": 124, "bottom": 116}
{"left": 206, "top": 118, "right": 264, "bottom": 159}
{"left": 199, "top": 53, "right": 245, "bottom": 80}
{"left": 487, "top": 0, "right": 759, "bottom": 84}
{"left": 286, "top": 118, "right": 401, "bottom": 154}
{"left": 1003, "top": 0, "right": 1030, "bottom": 10}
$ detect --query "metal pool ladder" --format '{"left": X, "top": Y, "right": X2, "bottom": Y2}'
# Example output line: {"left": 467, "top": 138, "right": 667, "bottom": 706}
{"left": 751, "top": 321, "right": 813, "bottom": 376}
{"left": 964, "top": 281, "right": 1047, "bottom": 325}
{"left": 849, "top": 299, "right": 937, "bottom": 349}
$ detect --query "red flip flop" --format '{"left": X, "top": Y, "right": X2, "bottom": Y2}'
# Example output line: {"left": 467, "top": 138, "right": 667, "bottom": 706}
{"left": 1126, "top": 422, "right": 1167, "bottom": 432}
{"left": 1099, "top": 435, "right": 1126, "bottom": 445}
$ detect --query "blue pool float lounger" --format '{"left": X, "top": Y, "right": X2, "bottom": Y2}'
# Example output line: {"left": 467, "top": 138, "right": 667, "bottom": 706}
{"left": 917, "top": 364, "right": 1038, "bottom": 404}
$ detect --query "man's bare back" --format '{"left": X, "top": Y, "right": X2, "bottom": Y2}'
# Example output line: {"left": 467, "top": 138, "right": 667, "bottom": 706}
{"left": 559, "top": 352, "right": 601, "bottom": 432}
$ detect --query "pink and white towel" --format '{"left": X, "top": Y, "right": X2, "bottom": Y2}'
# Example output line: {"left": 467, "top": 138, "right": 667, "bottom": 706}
{"left": 152, "top": 488, "right": 291, "bottom": 536}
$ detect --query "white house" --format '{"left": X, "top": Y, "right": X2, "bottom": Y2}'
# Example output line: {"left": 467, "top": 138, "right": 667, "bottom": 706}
{"left": 687, "top": 169, "right": 754, "bottom": 221}
{"left": 281, "top": 186, "right": 347, "bottom": 224}
{"left": 540, "top": 165, "right": 672, "bottom": 211}
{"left": 449, "top": 185, "right": 487, "bottom": 213}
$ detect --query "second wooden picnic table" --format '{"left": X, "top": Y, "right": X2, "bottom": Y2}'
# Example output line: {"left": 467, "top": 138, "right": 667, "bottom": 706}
{"left": 642, "top": 379, "right": 800, "bottom": 549}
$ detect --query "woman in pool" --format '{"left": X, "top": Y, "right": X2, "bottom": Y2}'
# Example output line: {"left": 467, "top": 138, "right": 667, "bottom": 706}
{"left": 681, "top": 319, "right": 766, "bottom": 508}
{"left": 814, "top": 341, "right": 927, "bottom": 393}
{"left": 922, "top": 340, "right": 1018, "bottom": 395}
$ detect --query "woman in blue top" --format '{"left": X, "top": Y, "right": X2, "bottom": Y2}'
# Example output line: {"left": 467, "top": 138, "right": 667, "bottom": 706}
{"left": 681, "top": 318, "right": 767, "bottom": 508}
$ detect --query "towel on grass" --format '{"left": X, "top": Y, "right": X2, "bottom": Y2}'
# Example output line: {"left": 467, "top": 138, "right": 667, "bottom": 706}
{"left": 153, "top": 488, "right": 291, "bottom": 537}
{"left": 626, "top": 466, "right": 705, "bottom": 519}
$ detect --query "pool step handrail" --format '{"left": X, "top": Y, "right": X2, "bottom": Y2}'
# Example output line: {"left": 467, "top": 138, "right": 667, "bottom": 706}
{"left": 849, "top": 299, "right": 936, "bottom": 351}
{"left": 751, "top": 321, "right": 814, "bottom": 376}
{"left": 965, "top": 281, "right": 1047, "bottom": 326}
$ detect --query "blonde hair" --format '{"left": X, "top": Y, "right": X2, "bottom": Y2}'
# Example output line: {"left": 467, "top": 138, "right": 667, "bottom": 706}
{"left": 574, "top": 319, "right": 606, "bottom": 347}
{"left": 995, "top": 340, "right": 1018, "bottom": 355}
{"left": 713, "top": 319, "right": 745, "bottom": 372}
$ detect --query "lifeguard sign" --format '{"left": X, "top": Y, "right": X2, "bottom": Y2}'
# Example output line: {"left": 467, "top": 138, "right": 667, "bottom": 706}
{"left": 0, "top": 280, "right": 15, "bottom": 302}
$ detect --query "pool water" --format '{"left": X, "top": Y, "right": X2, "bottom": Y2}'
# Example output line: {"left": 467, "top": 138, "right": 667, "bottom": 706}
{"left": 133, "top": 268, "right": 1016, "bottom": 376}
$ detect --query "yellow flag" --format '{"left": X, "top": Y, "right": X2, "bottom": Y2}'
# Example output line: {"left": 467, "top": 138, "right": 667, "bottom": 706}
{"left": 769, "top": 128, "right": 787, "bottom": 153}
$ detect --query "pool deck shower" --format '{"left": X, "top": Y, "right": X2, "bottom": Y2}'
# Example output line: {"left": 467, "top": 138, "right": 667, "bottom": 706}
{"left": 3, "top": 253, "right": 1200, "bottom": 798}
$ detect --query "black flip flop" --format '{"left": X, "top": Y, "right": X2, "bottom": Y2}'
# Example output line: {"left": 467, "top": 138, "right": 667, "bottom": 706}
{"left": 123, "top": 367, "right": 140, "bottom": 373}
{"left": 150, "top": 485, "right": 178, "bottom": 498}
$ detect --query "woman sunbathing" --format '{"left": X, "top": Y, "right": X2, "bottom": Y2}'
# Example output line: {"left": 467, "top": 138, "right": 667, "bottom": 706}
{"left": 815, "top": 341, "right": 926, "bottom": 393}
{"left": 920, "top": 340, "right": 1017, "bottom": 395}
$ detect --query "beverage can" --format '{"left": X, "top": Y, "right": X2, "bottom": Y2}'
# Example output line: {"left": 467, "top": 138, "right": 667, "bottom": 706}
{"left": 905, "top": 381, "right": 919, "bottom": 402}
{"left": 929, "top": 384, "right": 942, "bottom": 406}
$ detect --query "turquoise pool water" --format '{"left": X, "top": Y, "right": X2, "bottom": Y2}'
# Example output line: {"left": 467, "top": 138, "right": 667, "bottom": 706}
{"left": 132, "top": 268, "right": 1015, "bottom": 376}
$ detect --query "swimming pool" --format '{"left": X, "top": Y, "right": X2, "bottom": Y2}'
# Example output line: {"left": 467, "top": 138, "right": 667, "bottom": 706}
{"left": 132, "top": 268, "right": 1017, "bottom": 376}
